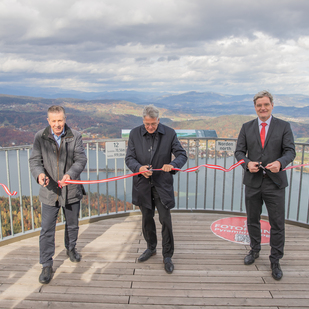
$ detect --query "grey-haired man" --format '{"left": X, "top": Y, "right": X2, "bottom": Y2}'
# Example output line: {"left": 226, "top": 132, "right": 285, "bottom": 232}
{"left": 126, "top": 105, "right": 187, "bottom": 273}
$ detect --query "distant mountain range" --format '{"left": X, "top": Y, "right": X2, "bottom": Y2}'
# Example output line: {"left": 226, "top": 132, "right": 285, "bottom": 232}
{"left": 1, "top": 91, "right": 309, "bottom": 146}
{"left": 1, "top": 90, "right": 309, "bottom": 117}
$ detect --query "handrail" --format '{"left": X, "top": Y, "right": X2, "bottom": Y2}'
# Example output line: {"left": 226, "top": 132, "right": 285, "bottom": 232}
{"left": 0, "top": 138, "right": 308, "bottom": 243}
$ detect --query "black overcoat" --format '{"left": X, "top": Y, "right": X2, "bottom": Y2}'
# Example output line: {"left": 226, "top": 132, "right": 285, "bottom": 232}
{"left": 125, "top": 123, "right": 187, "bottom": 209}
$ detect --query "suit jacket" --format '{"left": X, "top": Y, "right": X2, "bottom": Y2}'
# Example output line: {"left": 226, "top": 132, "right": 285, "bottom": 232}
{"left": 125, "top": 123, "right": 187, "bottom": 209}
{"left": 235, "top": 116, "right": 295, "bottom": 189}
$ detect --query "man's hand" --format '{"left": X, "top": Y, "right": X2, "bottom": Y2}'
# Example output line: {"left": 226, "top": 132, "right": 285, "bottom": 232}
{"left": 139, "top": 165, "right": 153, "bottom": 178}
{"left": 38, "top": 173, "right": 49, "bottom": 187}
{"left": 58, "top": 174, "right": 71, "bottom": 187}
{"left": 161, "top": 164, "right": 173, "bottom": 172}
{"left": 265, "top": 160, "right": 281, "bottom": 173}
{"left": 247, "top": 161, "right": 260, "bottom": 173}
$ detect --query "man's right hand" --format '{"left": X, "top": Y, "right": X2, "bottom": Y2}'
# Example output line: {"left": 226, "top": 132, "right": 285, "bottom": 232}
{"left": 247, "top": 161, "right": 260, "bottom": 173}
{"left": 139, "top": 165, "right": 153, "bottom": 178}
{"left": 38, "top": 173, "right": 49, "bottom": 187}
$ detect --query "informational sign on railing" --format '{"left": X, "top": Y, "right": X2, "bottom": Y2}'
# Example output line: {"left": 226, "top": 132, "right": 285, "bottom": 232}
{"left": 105, "top": 141, "right": 126, "bottom": 159}
{"left": 215, "top": 141, "right": 236, "bottom": 152}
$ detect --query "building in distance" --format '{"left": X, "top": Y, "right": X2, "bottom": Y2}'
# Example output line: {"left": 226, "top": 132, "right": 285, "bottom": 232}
{"left": 121, "top": 129, "right": 217, "bottom": 139}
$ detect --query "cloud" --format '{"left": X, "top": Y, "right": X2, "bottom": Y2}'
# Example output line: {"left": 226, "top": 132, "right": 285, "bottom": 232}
{"left": 1, "top": 0, "right": 309, "bottom": 95}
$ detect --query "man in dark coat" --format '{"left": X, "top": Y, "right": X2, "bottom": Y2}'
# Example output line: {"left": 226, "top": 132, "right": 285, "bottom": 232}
{"left": 235, "top": 90, "right": 295, "bottom": 280}
{"left": 125, "top": 105, "right": 187, "bottom": 273}
{"left": 29, "top": 105, "right": 87, "bottom": 284}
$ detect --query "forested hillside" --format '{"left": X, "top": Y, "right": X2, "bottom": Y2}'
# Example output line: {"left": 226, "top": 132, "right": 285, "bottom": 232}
{"left": 1, "top": 94, "right": 309, "bottom": 146}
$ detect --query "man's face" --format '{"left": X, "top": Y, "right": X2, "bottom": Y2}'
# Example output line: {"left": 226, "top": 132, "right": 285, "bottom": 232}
{"left": 143, "top": 116, "right": 160, "bottom": 134}
{"left": 47, "top": 112, "right": 66, "bottom": 136}
{"left": 254, "top": 96, "right": 274, "bottom": 121}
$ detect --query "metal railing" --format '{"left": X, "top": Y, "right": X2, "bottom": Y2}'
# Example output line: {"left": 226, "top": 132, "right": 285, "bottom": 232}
{"left": 0, "top": 138, "right": 309, "bottom": 242}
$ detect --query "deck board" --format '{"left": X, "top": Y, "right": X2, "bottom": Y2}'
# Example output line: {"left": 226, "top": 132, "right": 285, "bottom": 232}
{"left": 1, "top": 212, "right": 309, "bottom": 308}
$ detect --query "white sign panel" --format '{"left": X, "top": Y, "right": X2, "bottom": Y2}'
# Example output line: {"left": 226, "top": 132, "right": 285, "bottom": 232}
{"left": 215, "top": 141, "right": 236, "bottom": 152}
{"left": 105, "top": 141, "right": 126, "bottom": 159}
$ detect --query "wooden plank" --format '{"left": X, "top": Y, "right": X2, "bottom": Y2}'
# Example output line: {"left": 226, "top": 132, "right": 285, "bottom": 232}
{"left": 129, "top": 296, "right": 309, "bottom": 307}
{"left": 25, "top": 293, "right": 129, "bottom": 304}
{"left": 38, "top": 285, "right": 271, "bottom": 298}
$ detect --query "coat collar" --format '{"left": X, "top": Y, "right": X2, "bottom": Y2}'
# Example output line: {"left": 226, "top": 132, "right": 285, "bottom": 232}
{"left": 42, "top": 124, "right": 73, "bottom": 141}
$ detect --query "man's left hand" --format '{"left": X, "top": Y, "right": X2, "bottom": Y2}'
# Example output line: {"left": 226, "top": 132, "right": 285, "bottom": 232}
{"left": 265, "top": 161, "right": 281, "bottom": 173}
{"left": 161, "top": 164, "right": 174, "bottom": 172}
{"left": 59, "top": 174, "right": 71, "bottom": 187}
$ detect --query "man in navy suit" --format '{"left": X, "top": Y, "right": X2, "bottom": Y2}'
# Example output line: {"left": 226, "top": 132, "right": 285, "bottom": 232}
{"left": 235, "top": 90, "right": 295, "bottom": 280}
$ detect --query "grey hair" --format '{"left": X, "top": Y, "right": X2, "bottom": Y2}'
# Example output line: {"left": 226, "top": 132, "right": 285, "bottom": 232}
{"left": 47, "top": 105, "right": 66, "bottom": 117}
{"left": 142, "top": 105, "right": 160, "bottom": 119}
{"left": 253, "top": 90, "right": 273, "bottom": 105}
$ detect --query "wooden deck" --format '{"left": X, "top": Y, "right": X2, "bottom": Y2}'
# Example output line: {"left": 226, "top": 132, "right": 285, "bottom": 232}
{"left": 0, "top": 212, "right": 309, "bottom": 308}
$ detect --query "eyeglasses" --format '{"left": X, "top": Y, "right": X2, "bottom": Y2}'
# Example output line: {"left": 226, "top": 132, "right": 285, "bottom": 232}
{"left": 144, "top": 122, "right": 158, "bottom": 128}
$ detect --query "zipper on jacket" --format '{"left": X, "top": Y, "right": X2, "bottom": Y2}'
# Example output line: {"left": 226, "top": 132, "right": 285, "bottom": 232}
{"left": 56, "top": 139, "right": 63, "bottom": 201}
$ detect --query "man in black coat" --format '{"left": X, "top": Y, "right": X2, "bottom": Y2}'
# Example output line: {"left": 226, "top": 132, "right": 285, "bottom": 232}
{"left": 235, "top": 90, "right": 295, "bottom": 280}
{"left": 125, "top": 105, "right": 187, "bottom": 273}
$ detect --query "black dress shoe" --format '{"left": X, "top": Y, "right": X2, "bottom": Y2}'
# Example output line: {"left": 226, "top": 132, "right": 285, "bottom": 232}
{"left": 39, "top": 266, "right": 53, "bottom": 284}
{"left": 67, "top": 248, "right": 81, "bottom": 262}
{"left": 271, "top": 262, "right": 283, "bottom": 280}
{"left": 138, "top": 249, "right": 156, "bottom": 262}
{"left": 163, "top": 257, "right": 174, "bottom": 274}
{"left": 244, "top": 250, "right": 259, "bottom": 265}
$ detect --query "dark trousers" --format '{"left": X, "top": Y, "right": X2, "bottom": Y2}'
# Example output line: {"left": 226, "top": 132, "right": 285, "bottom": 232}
{"left": 139, "top": 187, "right": 174, "bottom": 258}
{"left": 245, "top": 177, "right": 285, "bottom": 263}
{"left": 40, "top": 201, "right": 80, "bottom": 267}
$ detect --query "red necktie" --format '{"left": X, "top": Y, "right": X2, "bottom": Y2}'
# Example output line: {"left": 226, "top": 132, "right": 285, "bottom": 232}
{"left": 260, "top": 123, "right": 267, "bottom": 148}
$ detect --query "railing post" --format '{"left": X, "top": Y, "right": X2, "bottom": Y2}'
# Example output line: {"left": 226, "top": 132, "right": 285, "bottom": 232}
{"left": 105, "top": 144, "right": 109, "bottom": 215}
{"left": 203, "top": 140, "right": 209, "bottom": 210}
{"left": 27, "top": 148, "right": 35, "bottom": 230}
{"left": 287, "top": 160, "right": 294, "bottom": 219}
{"left": 5, "top": 151, "right": 14, "bottom": 237}
{"left": 186, "top": 139, "right": 190, "bottom": 210}
{"left": 231, "top": 155, "right": 236, "bottom": 211}
{"left": 96, "top": 142, "right": 100, "bottom": 216}
{"left": 115, "top": 158, "right": 118, "bottom": 213}
{"left": 194, "top": 139, "right": 199, "bottom": 209}
{"left": 296, "top": 145, "right": 305, "bottom": 221}
{"left": 221, "top": 150, "right": 227, "bottom": 211}
{"left": 124, "top": 158, "right": 127, "bottom": 212}
{"left": 16, "top": 149, "right": 24, "bottom": 233}
{"left": 213, "top": 141, "right": 217, "bottom": 210}
{"left": 87, "top": 143, "right": 91, "bottom": 218}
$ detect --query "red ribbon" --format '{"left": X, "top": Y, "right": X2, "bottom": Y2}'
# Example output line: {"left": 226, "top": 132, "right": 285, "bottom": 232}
{"left": 1, "top": 160, "right": 308, "bottom": 196}
{"left": 58, "top": 160, "right": 309, "bottom": 186}
{"left": 283, "top": 163, "right": 309, "bottom": 171}
{"left": 0, "top": 183, "right": 17, "bottom": 196}
{"left": 60, "top": 160, "right": 246, "bottom": 186}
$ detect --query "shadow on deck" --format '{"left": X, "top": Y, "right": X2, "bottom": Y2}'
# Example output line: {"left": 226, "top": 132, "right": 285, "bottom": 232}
{"left": 0, "top": 212, "right": 309, "bottom": 308}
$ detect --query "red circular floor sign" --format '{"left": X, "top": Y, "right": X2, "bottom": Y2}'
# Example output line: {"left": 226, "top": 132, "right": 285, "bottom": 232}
{"left": 210, "top": 217, "right": 270, "bottom": 244}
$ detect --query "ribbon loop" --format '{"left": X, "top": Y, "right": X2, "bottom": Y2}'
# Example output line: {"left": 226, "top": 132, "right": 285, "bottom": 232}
{"left": 0, "top": 183, "right": 17, "bottom": 196}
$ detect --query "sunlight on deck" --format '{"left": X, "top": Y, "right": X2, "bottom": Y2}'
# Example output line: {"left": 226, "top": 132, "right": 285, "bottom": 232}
{"left": 1, "top": 212, "right": 309, "bottom": 308}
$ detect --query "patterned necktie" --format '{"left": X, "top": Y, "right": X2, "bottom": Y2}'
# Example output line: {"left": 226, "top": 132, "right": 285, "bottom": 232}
{"left": 260, "top": 123, "right": 267, "bottom": 148}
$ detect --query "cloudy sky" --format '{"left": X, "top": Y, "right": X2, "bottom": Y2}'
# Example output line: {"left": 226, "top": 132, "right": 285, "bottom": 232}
{"left": 1, "top": 0, "right": 309, "bottom": 96}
